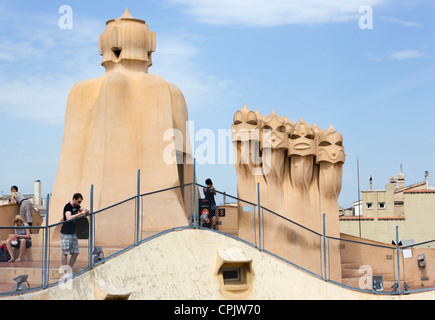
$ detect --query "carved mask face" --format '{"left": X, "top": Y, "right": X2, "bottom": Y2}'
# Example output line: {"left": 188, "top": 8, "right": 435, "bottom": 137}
{"left": 99, "top": 9, "right": 156, "bottom": 68}
{"left": 261, "top": 111, "right": 287, "bottom": 150}
{"left": 288, "top": 119, "right": 316, "bottom": 156}
{"left": 316, "top": 126, "right": 345, "bottom": 164}
{"left": 231, "top": 104, "right": 259, "bottom": 142}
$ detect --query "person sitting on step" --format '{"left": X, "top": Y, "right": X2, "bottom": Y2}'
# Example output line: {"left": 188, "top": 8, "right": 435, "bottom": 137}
{"left": 5, "top": 215, "right": 32, "bottom": 263}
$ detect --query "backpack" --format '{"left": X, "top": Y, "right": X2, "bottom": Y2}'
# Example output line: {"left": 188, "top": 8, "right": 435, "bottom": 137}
{"left": 0, "top": 244, "right": 11, "bottom": 262}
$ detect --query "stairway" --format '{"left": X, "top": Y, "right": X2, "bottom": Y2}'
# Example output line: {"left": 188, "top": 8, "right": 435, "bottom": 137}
{"left": 0, "top": 230, "right": 125, "bottom": 295}
{"left": 340, "top": 261, "right": 415, "bottom": 293}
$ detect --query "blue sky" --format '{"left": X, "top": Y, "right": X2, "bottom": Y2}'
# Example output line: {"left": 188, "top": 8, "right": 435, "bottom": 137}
{"left": 1, "top": 0, "right": 435, "bottom": 209}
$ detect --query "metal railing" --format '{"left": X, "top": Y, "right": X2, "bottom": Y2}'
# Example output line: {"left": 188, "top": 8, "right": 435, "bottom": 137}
{"left": 1, "top": 170, "right": 434, "bottom": 297}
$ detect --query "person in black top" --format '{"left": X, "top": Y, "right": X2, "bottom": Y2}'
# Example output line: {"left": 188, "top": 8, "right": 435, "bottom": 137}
{"left": 60, "top": 193, "right": 89, "bottom": 270}
{"left": 203, "top": 178, "right": 217, "bottom": 229}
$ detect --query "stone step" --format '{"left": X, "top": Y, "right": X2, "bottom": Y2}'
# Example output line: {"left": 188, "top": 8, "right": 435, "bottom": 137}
{"left": 341, "top": 262, "right": 359, "bottom": 269}
{"left": 0, "top": 241, "right": 131, "bottom": 295}
{"left": 3, "top": 239, "right": 127, "bottom": 263}
{"left": 341, "top": 276, "right": 414, "bottom": 292}
{"left": 341, "top": 268, "right": 384, "bottom": 278}
{"left": 0, "top": 260, "right": 89, "bottom": 285}
{"left": 0, "top": 242, "right": 129, "bottom": 295}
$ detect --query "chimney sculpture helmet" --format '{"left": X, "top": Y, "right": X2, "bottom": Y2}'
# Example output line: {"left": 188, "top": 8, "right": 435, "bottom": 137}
{"left": 261, "top": 111, "right": 287, "bottom": 150}
{"left": 288, "top": 118, "right": 316, "bottom": 156}
{"left": 98, "top": 8, "right": 156, "bottom": 69}
{"left": 315, "top": 124, "right": 346, "bottom": 164}
{"left": 232, "top": 103, "right": 259, "bottom": 142}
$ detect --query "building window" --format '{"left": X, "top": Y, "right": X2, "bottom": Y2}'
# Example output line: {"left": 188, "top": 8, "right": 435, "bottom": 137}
{"left": 216, "top": 249, "right": 253, "bottom": 298}
{"left": 217, "top": 263, "right": 251, "bottom": 294}
{"left": 222, "top": 267, "right": 243, "bottom": 285}
{"left": 378, "top": 202, "right": 386, "bottom": 210}
{"left": 366, "top": 202, "right": 373, "bottom": 210}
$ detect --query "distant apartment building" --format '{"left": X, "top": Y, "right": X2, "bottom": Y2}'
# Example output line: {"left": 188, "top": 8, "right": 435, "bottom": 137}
{"left": 340, "top": 170, "right": 435, "bottom": 245}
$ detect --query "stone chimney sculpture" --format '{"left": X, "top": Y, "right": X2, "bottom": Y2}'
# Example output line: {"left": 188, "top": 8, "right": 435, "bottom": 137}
{"left": 48, "top": 9, "right": 193, "bottom": 243}
{"left": 232, "top": 104, "right": 346, "bottom": 239}
{"left": 232, "top": 104, "right": 345, "bottom": 279}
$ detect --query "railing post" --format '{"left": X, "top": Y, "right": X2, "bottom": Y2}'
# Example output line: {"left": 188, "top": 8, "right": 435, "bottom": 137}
{"left": 43, "top": 193, "right": 50, "bottom": 288}
{"left": 323, "top": 213, "right": 327, "bottom": 281}
{"left": 89, "top": 185, "right": 94, "bottom": 269}
{"left": 193, "top": 158, "right": 197, "bottom": 228}
{"left": 396, "top": 226, "right": 401, "bottom": 294}
{"left": 257, "top": 183, "right": 261, "bottom": 251}
{"left": 136, "top": 169, "right": 141, "bottom": 245}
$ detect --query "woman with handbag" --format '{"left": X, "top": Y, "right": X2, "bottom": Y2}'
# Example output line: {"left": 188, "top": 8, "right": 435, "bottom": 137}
{"left": 5, "top": 215, "right": 32, "bottom": 263}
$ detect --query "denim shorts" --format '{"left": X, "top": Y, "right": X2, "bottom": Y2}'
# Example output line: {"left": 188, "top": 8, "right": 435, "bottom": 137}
{"left": 211, "top": 204, "right": 217, "bottom": 216}
{"left": 11, "top": 238, "right": 32, "bottom": 249}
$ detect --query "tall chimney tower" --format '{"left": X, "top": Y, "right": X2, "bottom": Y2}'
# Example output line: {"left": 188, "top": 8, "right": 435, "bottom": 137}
{"left": 425, "top": 171, "right": 429, "bottom": 189}
{"left": 34, "top": 180, "right": 41, "bottom": 206}
{"left": 398, "top": 164, "right": 405, "bottom": 189}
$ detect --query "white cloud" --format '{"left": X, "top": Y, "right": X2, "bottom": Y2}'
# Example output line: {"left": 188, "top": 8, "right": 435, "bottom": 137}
{"left": 364, "top": 65, "right": 435, "bottom": 102}
{"left": 148, "top": 33, "right": 235, "bottom": 112}
{"left": 0, "top": 12, "right": 234, "bottom": 124}
{"left": 169, "top": 0, "right": 387, "bottom": 26}
{"left": 0, "top": 71, "right": 79, "bottom": 124}
{"left": 0, "top": 18, "right": 103, "bottom": 124}
{"left": 362, "top": 52, "right": 383, "bottom": 62}
{"left": 363, "top": 49, "right": 428, "bottom": 62}
{"left": 380, "top": 16, "right": 421, "bottom": 27}
{"left": 389, "top": 50, "right": 424, "bottom": 61}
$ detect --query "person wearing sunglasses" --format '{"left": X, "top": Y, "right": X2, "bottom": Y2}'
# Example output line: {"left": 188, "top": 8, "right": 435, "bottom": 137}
{"left": 5, "top": 215, "right": 32, "bottom": 263}
{"left": 60, "top": 193, "right": 89, "bottom": 270}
